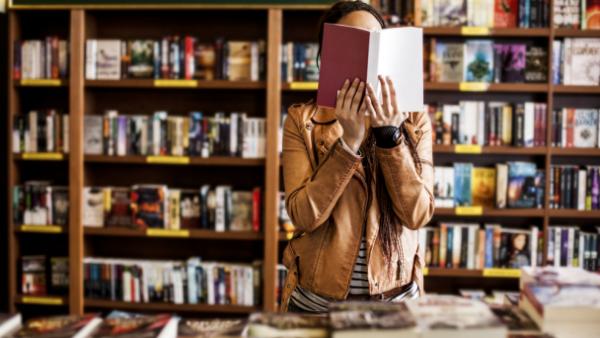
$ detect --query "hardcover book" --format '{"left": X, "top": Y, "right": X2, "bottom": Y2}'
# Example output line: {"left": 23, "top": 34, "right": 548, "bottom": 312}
{"left": 454, "top": 162, "right": 473, "bottom": 206}
{"left": 471, "top": 167, "right": 496, "bottom": 207}
{"left": 464, "top": 40, "right": 494, "bottom": 82}
{"left": 587, "top": 0, "right": 600, "bottom": 29}
{"left": 104, "top": 187, "right": 132, "bottom": 227}
{"left": 49, "top": 257, "right": 69, "bottom": 295}
{"left": 500, "top": 228, "right": 531, "bottom": 268}
{"left": 180, "top": 189, "right": 201, "bottom": 229}
{"left": 525, "top": 45, "right": 548, "bottom": 83}
{"left": 247, "top": 313, "right": 329, "bottom": 338}
{"left": 507, "top": 161, "right": 537, "bottom": 208}
{"left": 178, "top": 319, "right": 247, "bottom": 338}
{"left": 95, "top": 40, "right": 121, "bottom": 80}
{"left": 128, "top": 40, "right": 154, "bottom": 78}
{"left": 488, "top": 305, "right": 540, "bottom": 335}
{"left": 21, "top": 255, "right": 46, "bottom": 295}
{"left": 493, "top": 43, "right": 525, "bottom": 82}
{"left": 83, "top": 187, "right": 105, "bottom": 227}
{"left": 131, "top": 184, "right": 168, "bottom": 229}
{"left": 436, "top": 42, "right": 464, "bottom": 82}
{"left": 13, "top": 314, "right": 102, "bottom": 338}
{"left": 329, "top": 301, "right": 418, "bottom": 338}
{"left": 574, "top": 109, "right": 599, "bottom": 147}
{"left": 84, "top": 115, "right": 103, "bottom": 155}
{"left": 317, "top": 23, "right": 423, "bottom": 112}
{"left": 227, "top": 41, "right": 252, "bottom": 81}
{"left": 231, "top": 191, "right": 253, "bottom": 231}
{"left": 91, "top": 313, "right": 178, "bottom": 338}
{"left": 51, "top": 187, "right": 69, "bottom": 226}
{"left": 494, "top": 0, "right": 518, "bottom": 27}
{"left": 567, "top": 38, "right": 600, "bottom": 85}
{"left": 437, "top": 0, "right": 468, "bottom": 26}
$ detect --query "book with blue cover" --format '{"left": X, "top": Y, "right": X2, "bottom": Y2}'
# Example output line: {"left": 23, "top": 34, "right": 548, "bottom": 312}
{"left": 454, "top": 162, "right": 473, "bottom": 206}
{"left": 464, "top": 40, "right": 494, "bottom": 82}
{"left": 507, "top": 161, "right": 537, "bottom": 208}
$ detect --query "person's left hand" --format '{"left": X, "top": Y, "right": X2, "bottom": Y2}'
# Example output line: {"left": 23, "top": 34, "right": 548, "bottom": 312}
{"left": 366, "top": 75, "right": 409, "bottom": 128}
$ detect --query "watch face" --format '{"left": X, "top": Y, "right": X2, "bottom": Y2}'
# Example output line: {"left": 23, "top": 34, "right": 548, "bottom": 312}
{"left": 393, "top": 128, "right": 402, "bottom": 144}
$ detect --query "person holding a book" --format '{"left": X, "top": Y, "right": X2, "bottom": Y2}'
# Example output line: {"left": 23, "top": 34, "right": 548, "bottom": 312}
{"left": 281, "top": 0, "right": 434, "bottom": 313}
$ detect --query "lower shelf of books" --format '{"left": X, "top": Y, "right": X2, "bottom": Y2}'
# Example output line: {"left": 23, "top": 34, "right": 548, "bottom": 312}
{"left": 84, "top": 299, "right": 259, "bottom": 314}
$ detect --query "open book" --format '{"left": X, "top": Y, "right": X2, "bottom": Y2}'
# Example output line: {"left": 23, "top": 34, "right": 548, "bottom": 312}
{"left": 317, "top": 23, "right": 423, "bottom": 112}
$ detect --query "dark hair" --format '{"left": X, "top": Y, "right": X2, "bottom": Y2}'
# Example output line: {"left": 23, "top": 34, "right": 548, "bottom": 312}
{"left": 317, "top": 1, "right": 400, "bottom": 271}
{"left": 317, "top": 0, "right": 385, "bottom": 65}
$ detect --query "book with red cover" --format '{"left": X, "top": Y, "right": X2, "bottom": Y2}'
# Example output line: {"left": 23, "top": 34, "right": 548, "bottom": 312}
{"left": 586, "top": 0, "right": 600, "bottom": 29}
{"left": 14, "top": 314, "right": 101, "bottom": 338}
{"left": 317, "top": 23, "right": 423, "bottom": 112}
{"left": 494, "top": 0, "right": 518, "bottom": 27}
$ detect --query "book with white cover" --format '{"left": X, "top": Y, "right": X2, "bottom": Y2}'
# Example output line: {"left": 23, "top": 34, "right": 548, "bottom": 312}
{"left": 0, "top": 313, "right": 21, "bottom": 337}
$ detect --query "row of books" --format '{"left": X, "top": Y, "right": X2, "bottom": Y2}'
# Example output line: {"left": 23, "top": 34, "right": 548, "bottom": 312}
{"left": 419, "top": 223, "right": 542, "bottom": 269}
{"left": 13, "top": 182, "right": 68, "bottom": 226}
{"left": 85, "top": 38, "right": 265, "bottom": 81}
{"left": 546, "top": 226, "right": 599, "bottom": 271}
{"left": 84, "top": 257, "right": 261, "bottom": 306}
{"left": 275, "top": 264, "right": 288, "bottom": 306}
{"left": 21, "top": 255, "right": 68, "bottom": 296}
{"left": 421, "top": 0, "right": 549, "bottom": 28}
{"left": 13, "top": 37, "right": 69, "bottom": 80}
{"left": 84, "top": 111, "right": 266, "bottom": 158}
{"left": 551, "top": 108, "right": 600, "bottom": 148}
{"left": 554, "top": 0, "right": 600, "bottom": 29}
{"left": 434, "top": 162, "right": 544, "bottom": 208}
{"left": 553, "top": 38, "right": 600, "bottom": 85}
{"left": 426, "top": 39, "right": 547, "bottom": 83}
{"left": 12, "top": 110, "right": 70, "bottom": 154}
{"left": 549, "top": 165, "right": 600, "bottom": 210}
{"left": 280, "top": 42, "right": 319, "bottom": 83}
{"left": 427, "top": 101, "right": 547, "bottom": 146}
{"left": 83, "top": 184, "right": 261, "bottom": 232}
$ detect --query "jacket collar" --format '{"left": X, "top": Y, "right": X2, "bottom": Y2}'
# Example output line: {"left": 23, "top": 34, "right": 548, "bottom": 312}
{"left": 311, "top": 106, "right": 337, "bottom": 125}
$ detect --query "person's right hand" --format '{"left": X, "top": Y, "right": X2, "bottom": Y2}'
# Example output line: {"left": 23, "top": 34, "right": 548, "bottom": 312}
{"left": 335, "top": 78, "right": 367, "bottom": 153}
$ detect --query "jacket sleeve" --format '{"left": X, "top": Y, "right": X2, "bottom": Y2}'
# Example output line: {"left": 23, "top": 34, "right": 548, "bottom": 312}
{"left": 375, "top": 111, "right": 434, "bottom": 230}
{"left": 282, "top": 106, "right": 362, "bottom": 233}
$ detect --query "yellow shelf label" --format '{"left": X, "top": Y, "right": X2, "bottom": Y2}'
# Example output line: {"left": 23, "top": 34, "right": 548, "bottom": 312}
{"left": 289, "top": 82, "right": 318, "bottom": 90}
{"left": 455, "top": 144, "right": 482, "bottom": 154}
{"left": 21, "top": 296, "right": 64, "bottom": 305}
{"left": 22, "top": 152, "right": 64, "bottom": 160}
{"left": 461, "top": 26, "right": 490, "bottom": 36}
{"left": 20, "top": 79, "right": 62, "bottom": 86}
{"left": 286, "top": 232, "right": 294, "bottom": 240}
{"left": 459, "top": 82, "right": 489, "bottom": 92}
{"left": 146, "top": 228, "right": 190, "bottom": 238}
{"left": 482, "top": 268, "right": 521, "bottom": 278}
{"left": 422, "top": 267, "right": 429, "bottom": 276}
{"left": 146, "top": 156, "right": 190, "bottom": 165}
{"left": 153, "top": 79, "right": 197, "bottom": 88}
{"left": 20, "top": 225, "right": 63, "bottom": 233}
{"left": 455, "top": 206, "right": 483, "bottom": 216}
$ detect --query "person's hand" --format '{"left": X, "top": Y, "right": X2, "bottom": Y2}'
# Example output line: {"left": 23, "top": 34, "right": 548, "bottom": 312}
{"left": 335, "top": 78, "right": 367, "bottom": 153}
{"left": 366, "top": 75, "right": 408, "bottom": 128}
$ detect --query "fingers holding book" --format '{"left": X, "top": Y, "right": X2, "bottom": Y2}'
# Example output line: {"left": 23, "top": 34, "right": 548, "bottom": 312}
{"left": 367, "top": 75, "right": 408, "bottom": 128}
{"left": 335, "top": 78, "right": 367, "bottom": 153}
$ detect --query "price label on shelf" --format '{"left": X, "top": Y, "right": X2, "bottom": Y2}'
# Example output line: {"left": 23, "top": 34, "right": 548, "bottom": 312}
{"left": 153, "top": 79, "right": 198, "bottom": 88}
{"left": 146, "top": 156, "right": 190, "bottom": 165}
{"left": 455, "top": 206, "right": 483, "bottom": 216}
{"left": 454, "top": 145, "right": 482, "bottom": 154}
{"left": 289, "top": 82, "right": 318, "bottom": 90}
{"left": 146, "top": 229, "right": 190, "bottom": 238}
{"left": 459, "top": 82, "right": 489, "bottom": 92}
{"left": 422, "top": 267, "right": 429, "bottom": 276}
{"left": 482, "top": 268, "right": 521, "bottom": 278}
{"left": 20, "top": 225, "right": 63, "bottom": 233}
{"left": 22, "top": 152, "right": 64, "bottom": 160}
{"left": 22, "top": 296, "right": 64, "bottom": 305}
{"left": 20, "top": 79, "right": 62, "bottom": 86}
{"left": 460, "top": 26, "right": 490, "bottom": 36}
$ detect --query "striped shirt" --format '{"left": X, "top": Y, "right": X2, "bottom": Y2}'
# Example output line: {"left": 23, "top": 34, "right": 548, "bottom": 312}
{"left": 289, "top": 235, "right": 419, "bottom": 313}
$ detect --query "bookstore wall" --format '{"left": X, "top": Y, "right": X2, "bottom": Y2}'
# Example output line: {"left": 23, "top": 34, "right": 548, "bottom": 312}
{"left": 4, "top": 0, "right": 600, "bottom": 322}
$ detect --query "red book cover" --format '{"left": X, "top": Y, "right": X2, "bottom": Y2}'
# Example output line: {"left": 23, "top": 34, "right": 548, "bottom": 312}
{"left": 252, "top": 187, "right": 261, "bottom": 233}
{"left": 317, "top": 23, "right": 370, "bottom": 108}
{"left": 51, "top": 37, "right": 60, "bottom": 79}
{"left": 587, "top": 0, "right": 600, "bottom": 29}
{"left": 566, "top": 108, "right": 575, "bottom": 147}
{"left": 184, "top": 36, "right": 194, "bottom": 80}
{"left": 494, "top": 0, "right": 518, "bottom": 27}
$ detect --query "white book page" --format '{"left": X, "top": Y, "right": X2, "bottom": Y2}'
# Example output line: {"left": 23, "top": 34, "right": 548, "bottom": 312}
{"left": 371, "top": 27, "right": 424, "bottom": 113}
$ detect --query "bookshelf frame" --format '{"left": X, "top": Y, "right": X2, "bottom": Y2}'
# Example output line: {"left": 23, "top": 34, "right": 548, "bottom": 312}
{"left": 6, "top": 1, "right": 600, "bottom": 317}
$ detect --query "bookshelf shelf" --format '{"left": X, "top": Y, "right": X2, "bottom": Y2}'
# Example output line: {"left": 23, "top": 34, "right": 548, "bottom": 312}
{"left": 432, "top": 145, "right": 547, "bottom": 155}
{"left": 13, "top": 79, "right": 68, "bottom": 87}
{"left": 434, "top": 207, "right": 545, "bottom": 217}
{"left": 84, "top": 227, "right": 264, "bottom": 240}
{"left": 14, "top": 153, "right": 68, "bottom": 161}
{"left": 550, "top": 148, "right": 600, "bottom": 156}
{"left": 84, "top": 155, "right": 265, "bottom": 166}
{"left": 423, "top": 27, "right": 551, "bottom": 37}
{"left": 553, "top": 85, "right": 600, "bottom": 94}
{"left": 424, "top": 82, "right": 548, "bottom": 92}
{"left": 85, "top": 79, "right": 266, "bottom": 90}
{"left": 554, "top": 28, "right": 600, "bottom": 37}
{"left": 15, "top": 295, "right": 68, "bottom": 306}
{"left": 547, "top": 210, "right": 600, "bottom": 218}
{"left": 84, "top": 299, "right": 259, "bottom": 314}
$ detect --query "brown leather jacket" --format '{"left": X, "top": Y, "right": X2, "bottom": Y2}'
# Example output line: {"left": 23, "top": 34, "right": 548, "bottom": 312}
{"left": 280, "top": 102, "right": 434, "bottom": 311}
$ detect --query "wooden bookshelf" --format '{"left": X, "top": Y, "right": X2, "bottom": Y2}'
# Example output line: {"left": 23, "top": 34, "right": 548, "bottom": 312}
{"left": 84, "top": 227, "right": 264, "bottom": 240}
{"left": 5, "top": 1, "right": 600, "bottom": 319}
{"left": 84, "top": 299, "right": 258, "bottom": 314}
{"left": 85, "top": 79, "right": 266, "bottom": 89}
{"left": 554, "top": 28, "right": 600, "bottom": 37}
